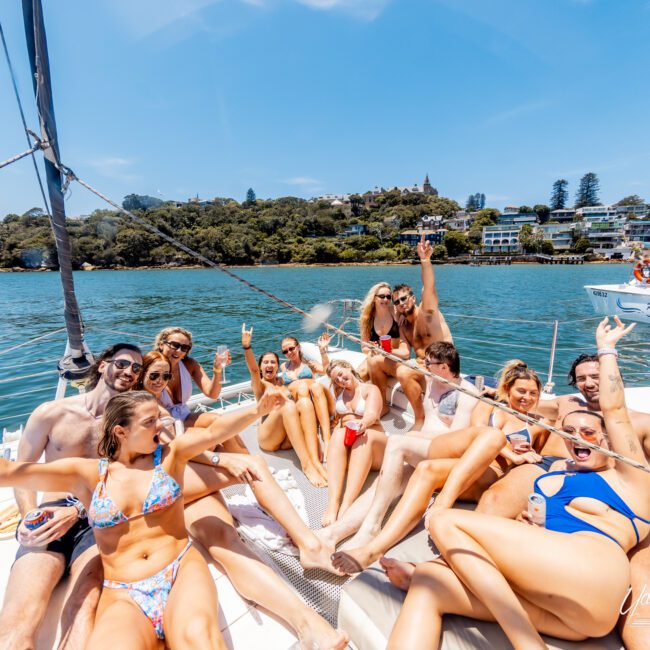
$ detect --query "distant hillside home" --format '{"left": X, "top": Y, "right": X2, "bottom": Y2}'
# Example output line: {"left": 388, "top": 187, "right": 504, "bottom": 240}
{"left": 625, "top": 220, "right": 650, "bottom": 245}
{"left": 317, "top": 193, "right": 351, "bottom": 205}
{"left": 550, "top": 208, "right": 576, "bottom": 223}
{"left": 497, "top": 212, "right": 538, "bottom": 227}
{"left": 417, "top": 214, "right": 444, "bottom": 229}
{"left": 502, "top": 206, "right": 520, "bottom": 215}
{"left": 394, "top": 174, "right": 438, "bottom": 197}
{"left": 615, "top": 204, "right": 648, "bottom": 218}
{"left": 446, "top": 213, "right": 474, "bottom": 231}
{"left": 399, "top": 228, "right": 445, "bottom": 246}
{"left": 576, "top": 205, "right": 618, "bottom": 222}
{"left": 535, "top": 223, "right": 577, "bottom": 251}
{"left": 344, "top": 224, "right": 368, "bottom": 237}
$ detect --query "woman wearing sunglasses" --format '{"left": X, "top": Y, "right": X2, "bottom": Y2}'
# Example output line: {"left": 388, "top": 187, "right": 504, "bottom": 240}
{"left": 358, "top": 282, "right": 410, "bottom": 382}
{"left": 279, "top": 334, "right": 335, "bottom": 459}
{"left": 154, "top": 326, "right": 230, "bottom": 428}
{"left": 322, "top": 360, "right": 385, "bottom": 527}
{"left": 384, "top": 317, "right": 650, "bottom": 649}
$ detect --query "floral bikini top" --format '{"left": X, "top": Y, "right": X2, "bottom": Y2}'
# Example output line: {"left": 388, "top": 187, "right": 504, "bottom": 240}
{"left": 88, "top": 445, "right": 181, "bottom": 529}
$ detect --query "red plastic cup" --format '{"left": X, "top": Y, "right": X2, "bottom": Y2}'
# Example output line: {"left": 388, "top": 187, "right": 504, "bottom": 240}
{"left": 344, "top": 421, "right": 361, "bottom": 446}
{"left": 379, "top": 335, "right": 392, "bottom": 353}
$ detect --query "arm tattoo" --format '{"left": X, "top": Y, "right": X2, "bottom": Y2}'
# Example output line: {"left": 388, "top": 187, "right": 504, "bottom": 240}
{"left": 627, "top": 435, "right": 640, "bottom": 454}
{"left": 608, "top": 374, "right": 623, "bottom": 394}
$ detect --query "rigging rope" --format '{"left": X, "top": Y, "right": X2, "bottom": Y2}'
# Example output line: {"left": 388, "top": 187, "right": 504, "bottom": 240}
{"left": 0, "top": 328, "right": 67, "bottom": 357}
{"left": 0, "top": 18, "right": 51, "bottom": 215}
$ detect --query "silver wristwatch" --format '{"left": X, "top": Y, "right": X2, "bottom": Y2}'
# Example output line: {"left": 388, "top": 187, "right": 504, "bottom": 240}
{"left": 210, "top": 452, "right": 221, "bottom": 466}
{"left": 66, "top": 495, "right": 87, "bottom": 519}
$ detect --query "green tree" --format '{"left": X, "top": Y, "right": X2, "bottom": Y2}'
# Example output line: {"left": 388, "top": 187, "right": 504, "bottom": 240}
{"left": 349, "top": 194, "right": 364, "bottom": 217}
{"left": 575, "top": 173, "right": 601, "bottom": 208}
{"left": 534, "top": 204, "right": 551, "bottom": 224}
{"left": 245, "top": 188, "right": 256, "bottom": 204}
{"left": 616, "top": 195, "right": 644, "bottom": 206}
{"left": 519, "top": 225, "right": 544, "bottom": 253}
{"left": 432, "top": 245, "right": 447, "bottom": 260}
{"left": 573, "top": 238, "right": 591, "bottom": 254}
{"left": 474, "top": 208, "right": 499, "bottom": 224}
{"left": 518, "top": 205, "right": 534, "bottom": 214}
{"left": 550, "top": 179, "right": 569, "bottom": 210}
{"left": 540, "top": 240, "right": 555, "bottom": 255}
{"left": 443, "top": 231, "right": 471, "bottom": 257}
{"left": 122, "top": 194, "right": 163, "bottom": 211}
{"left": 465, "top": 195, "right": 478, "bottom": 211}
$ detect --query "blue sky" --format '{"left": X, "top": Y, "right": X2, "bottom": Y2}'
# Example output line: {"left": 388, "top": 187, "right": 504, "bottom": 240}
{"left": 2, "top": 0, "right": 650, "bottom": 216}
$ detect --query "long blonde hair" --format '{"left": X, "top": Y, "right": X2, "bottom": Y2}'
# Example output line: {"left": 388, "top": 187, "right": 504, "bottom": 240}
{"left": 154, "top": 326, "right": 193, "bottom": 352}
{"left": 496, "top": 359, "right": 541, "bottom": 402}
{"left": 359, "top": 282, "right": 392, "bottom": 340}
{"left": 326, "top": 359, "right": 362, "bottom": 396}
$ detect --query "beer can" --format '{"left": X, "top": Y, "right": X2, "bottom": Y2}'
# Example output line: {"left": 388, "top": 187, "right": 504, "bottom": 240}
{"left": 527, "top": 493, "right": 546, "bottom": 527}
{"left": 23, "top": 509, "right": 51, "bottom": 530}
{"left": 474, "top": 375, "right": 484, "bottom": 392}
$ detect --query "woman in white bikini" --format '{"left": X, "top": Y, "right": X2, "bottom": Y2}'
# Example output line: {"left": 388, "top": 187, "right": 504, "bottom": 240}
{"left": 321, "top": 359, "right": 386, "bottom": 527}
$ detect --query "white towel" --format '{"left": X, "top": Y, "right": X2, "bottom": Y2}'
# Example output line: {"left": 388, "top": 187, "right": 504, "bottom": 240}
{"left": 225, "top": 467, "right": 309, "bottom": 556}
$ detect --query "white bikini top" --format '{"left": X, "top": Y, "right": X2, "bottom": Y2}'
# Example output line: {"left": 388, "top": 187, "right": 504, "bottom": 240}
{"left": 160, "top": 360, "right": 193, "bottom": 421}
{"left": 335, "top": 391, "right": 366, "bottom": 416}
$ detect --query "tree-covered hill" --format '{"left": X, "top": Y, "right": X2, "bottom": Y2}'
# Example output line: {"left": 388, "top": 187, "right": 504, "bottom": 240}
{"left": 0, "top": 191, "right": 461, "bottom": 269}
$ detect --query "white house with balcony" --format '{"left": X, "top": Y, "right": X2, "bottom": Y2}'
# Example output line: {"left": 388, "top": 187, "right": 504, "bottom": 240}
{"left": 535, "top": 223, "right": 576, "bottom": 251}
{"left": 549, "top": 208, "right": 576, "bottom": 223}
{"left": 576, "top": 205, "right": 618, "bottom": 222}
{"left": 482, "top": 225, "right": 520, "bottom": 253}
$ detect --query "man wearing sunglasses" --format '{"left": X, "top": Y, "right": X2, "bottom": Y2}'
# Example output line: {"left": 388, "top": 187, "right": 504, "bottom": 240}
{"left": 475, "top": 351, "right": 650, "bottom": 650}
{"left": 369, "top": 234, "right": 453, "bottom": 429}
{"left": 0, "top": 343, "right": 143, "bottom": 650}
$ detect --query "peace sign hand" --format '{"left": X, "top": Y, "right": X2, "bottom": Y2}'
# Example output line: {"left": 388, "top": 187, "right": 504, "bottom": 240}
{"left": 242, "top": 323, "right": 253, "bottom": 349}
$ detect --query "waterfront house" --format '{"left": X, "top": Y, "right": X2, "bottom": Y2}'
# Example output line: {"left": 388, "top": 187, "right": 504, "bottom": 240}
{"left": 535, "top": 223, "right": 576, "bottom": 251}
{"left": 585, "top": 219, "right": 628, "bottom": 256}
{"left": 615, "top": 204, "right": 648, "bottom": 219}
{"left": 497, "top": 212, "right": 538, "bottom": 227}
{"left": 625, "top": 220, "right": 650, "bottom": 246}
{"left": 482, "top": 224, "right": 521, "bottom": 253}
{"left": 399, "top": 228, "right": 445, "bottom": 246}
{"left": 446, "top": 213, "right": 474, "bottom": 231}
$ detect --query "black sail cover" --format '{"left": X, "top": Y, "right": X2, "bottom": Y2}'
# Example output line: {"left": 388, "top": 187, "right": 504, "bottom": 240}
{"left": 22, "top": 0, "right": 91, "bottom": 376}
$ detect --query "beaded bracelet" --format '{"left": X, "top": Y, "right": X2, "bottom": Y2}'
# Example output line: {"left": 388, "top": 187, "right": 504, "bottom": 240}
{"left": 597, "top": 348, "right": 619, "bottom": 358}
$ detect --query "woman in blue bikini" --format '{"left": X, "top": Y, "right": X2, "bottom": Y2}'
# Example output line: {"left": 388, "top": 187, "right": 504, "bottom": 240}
{"left": 0, "top": 389, "right": 283, "bottom": 649}
{"left": 385, "top": 317, "right": 650, "bottom": 649}
{"left": 280, "top": 334, "right": 335, "bottom": 456}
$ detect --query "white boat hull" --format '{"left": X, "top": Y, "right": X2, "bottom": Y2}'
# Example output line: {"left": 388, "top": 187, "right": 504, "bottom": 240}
{"left": 584, "top": 283, "right": 650, "bottom": 324}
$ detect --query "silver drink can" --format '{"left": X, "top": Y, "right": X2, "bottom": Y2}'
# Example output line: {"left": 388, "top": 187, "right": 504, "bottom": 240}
{"left": 474, "top": 375, "right": 484, "bottom": 392}
{"left": 528, "top": 493, "right": 546, "bottom": 527}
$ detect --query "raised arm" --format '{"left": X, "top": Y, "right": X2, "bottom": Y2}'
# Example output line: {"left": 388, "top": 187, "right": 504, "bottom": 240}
{"left": 417, "top": 233, "right": 439, "bottom": 313}
{"left": 170, "top": 391, "right": 285, "bottom": 463}
{"left": 307, "top": 333, "right": 331, "bottom": 374}
{"left": 241, "top": 323, "right": 264, "bottom": 399}
{"left": 188, "top": 347, "right": 230, "bottom": 400}
{"left": 0, "top": 456, "right": 94, "bottom": 499}
{"left": 596, "top": 317, "right": 648, "bottom": 480}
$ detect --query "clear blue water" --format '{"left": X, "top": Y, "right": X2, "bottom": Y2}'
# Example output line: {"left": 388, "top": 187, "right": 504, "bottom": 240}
{"left": 1, "top": 264, "right": 648, "bottom": 430}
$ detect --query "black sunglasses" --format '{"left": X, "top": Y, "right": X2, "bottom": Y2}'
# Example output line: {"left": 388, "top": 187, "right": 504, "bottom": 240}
{"left": 109, "top": 359, "right": 143, "bottom": 373}
{"left": 376, "top": 293, "right": 391, "bottom": 300}
{"left": 282, "top": 345, "right": 298, "bottom": 355}
{"left": 424, "top": 359, "right": 443, "bottom": 368}
{"left": 393, "top": 294, "right": 412, "bottom": 305}
{"left": 148, "top": 371, "right": 172, "bottom": 381}
{"left": 165, "top": 341, "right": 191, "bottom": 353}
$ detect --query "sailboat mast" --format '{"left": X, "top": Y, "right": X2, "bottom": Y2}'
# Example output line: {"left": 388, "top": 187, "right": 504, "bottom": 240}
{"left": 22, "top": 0, "right": 91, "bottom": 381}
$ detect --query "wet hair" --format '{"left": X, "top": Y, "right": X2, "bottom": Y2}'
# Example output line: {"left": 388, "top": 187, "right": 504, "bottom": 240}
{"left": 84, "top": 343, "right": 143, "bottom": 390}
{"left": 567, "top": 354, "right": 599, "bottom": 387}
{"left": 392, "top": 283, "right": 413, "bottom": 296}
{"left": 359, "top": 282, "right": 392, "bottom": 340}
{"left": 154, "top": 326, "right": 193, "bottom": 352}
{"left": 562, "top": 409, "right": 607, "bottom": 432}
{"left": 258, "top": 351, "right": 280, "bottom": 377}
{"left": 326, "top": 359, "right": 362, "bottom": 394}
{"left": 425, "top": 341, "right": 460, "bottom": 376}
{"left": 496, "top": 359, "right": 542, "bottom": 402}
{"left": 134, "top": 351, "right": 171, "bottom": 391}
{"left": 98, "top": 391, "right": 157, "bottom": 461}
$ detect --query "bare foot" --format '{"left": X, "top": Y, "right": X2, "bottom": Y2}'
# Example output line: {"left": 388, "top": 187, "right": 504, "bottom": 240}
{"left": 410, "top": 419, "right": 425, "bottom": 431}
{"left": 321, "top": 504, "right": 339, "bottom": 528}
{"left": 298, "top": 540, "right": 344, "bottom": 575}
{"left": 296, "top": 612, "right": 349, "bottom": 650}
{"left": 331, "top": 545, "right": 381, "bottom": 575}
{"left": 380, "top": 405, "right": 390, "bottom": 418}
{"left": 380, "top": 556, "right": 415, "bottom": 592}
{"left": 303, "top": 464, "right": 327, "bottom": 488}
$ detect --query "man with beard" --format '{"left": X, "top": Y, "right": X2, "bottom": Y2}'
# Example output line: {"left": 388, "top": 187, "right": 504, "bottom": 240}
{"left": 476, "top": 352, "right": 650, "bottom": 650}
{"left": 0, "top": 343, "right": 142, "bottom": 650}
{"left": 367, "top": 233, "right": 453, "bottom": 429}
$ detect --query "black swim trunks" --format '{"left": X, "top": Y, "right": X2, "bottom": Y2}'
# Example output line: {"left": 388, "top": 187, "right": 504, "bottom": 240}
{"left": 14, "top": 498, "right": 96, "bottom": 573}
{"left": 534, "top": 455, "right": 566, "bottom": 473}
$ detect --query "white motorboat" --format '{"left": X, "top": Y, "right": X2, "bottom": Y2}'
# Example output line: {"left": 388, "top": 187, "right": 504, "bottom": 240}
{"left": 584, "top": 259, "right": 650, "bottom": 324}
